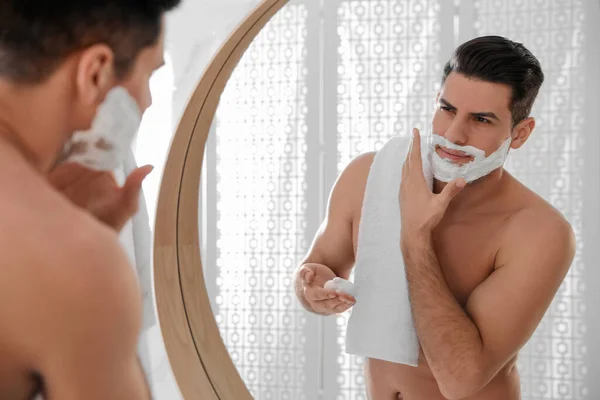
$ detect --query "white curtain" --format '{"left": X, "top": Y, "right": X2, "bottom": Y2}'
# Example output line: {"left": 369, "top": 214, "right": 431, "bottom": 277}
{"left": 465, "top": 2, "right": 598, "bottom": 399}
{"left": 134, "top": 0, "right": 600, "bottom": 399}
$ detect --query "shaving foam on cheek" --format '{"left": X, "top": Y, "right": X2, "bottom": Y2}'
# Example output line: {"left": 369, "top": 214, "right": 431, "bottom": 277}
{"left": 429, "top": 133, "right": 512, "bottom": 183}
{"left": 61, "top": 87, "right": 142, "bottom": 171}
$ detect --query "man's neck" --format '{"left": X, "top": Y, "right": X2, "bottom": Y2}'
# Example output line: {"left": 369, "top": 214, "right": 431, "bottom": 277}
{"left": 0, "top": 80, "right": 67, "bottom": 172}
{"left": 0, "top": 120, "right": 40, "bottom": 169}
{"left": 433, "top": 169, "right": 507, "bottom": 214}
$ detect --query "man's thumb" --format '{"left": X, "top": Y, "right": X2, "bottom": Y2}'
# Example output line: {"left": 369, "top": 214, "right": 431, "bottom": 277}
{"left": 300, "top": 264, "right": 316, "bottom": 284}
{"left": 441, "top": 178, "right": 466, "bottom": 205}
{"left": 122, "top": 165, "right": 154, "bottom": 209}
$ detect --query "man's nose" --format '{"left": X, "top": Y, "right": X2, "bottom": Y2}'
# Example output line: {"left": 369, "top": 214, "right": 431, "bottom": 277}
{"left": 443, "top": 118, "right": 468, "bottom": 145}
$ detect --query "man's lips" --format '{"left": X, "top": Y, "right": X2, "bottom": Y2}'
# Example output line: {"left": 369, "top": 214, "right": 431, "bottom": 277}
{"left": 435, "top": 146, "right": 474, "bottom": 163}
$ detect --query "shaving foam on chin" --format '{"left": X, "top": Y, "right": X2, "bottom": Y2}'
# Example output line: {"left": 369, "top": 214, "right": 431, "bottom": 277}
{"left": 429, "top": 133, "right": 512, "bottom": 183}
{"left": 61, "top": 87, "right": 142, "bottom": 171}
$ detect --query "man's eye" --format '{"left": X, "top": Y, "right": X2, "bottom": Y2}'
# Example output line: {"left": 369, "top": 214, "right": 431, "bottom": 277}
{"left": 440, "top": 106, "right": 452, "bottom": 112}
{"left": 476, "top": 117, "right": 491, "bottom": 124}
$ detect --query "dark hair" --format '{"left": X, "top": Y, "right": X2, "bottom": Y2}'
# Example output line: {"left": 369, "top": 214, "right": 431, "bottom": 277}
{"left": 442, "top": 36, "right": 544, "bottom": 127}
{"left": 0, "top": 0, "right": 180, "bottom": 84}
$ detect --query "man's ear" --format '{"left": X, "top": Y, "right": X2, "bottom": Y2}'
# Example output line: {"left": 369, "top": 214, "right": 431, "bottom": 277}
{"left": 510, "top": 117, "right": 536, "bottom": 149}
{"left": 74, "top": 44, "right": 115, "bottom": 107}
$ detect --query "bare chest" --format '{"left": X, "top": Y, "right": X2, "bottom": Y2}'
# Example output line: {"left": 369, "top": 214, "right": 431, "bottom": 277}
{"left": 430, "top": 219, "right": 502, "bottom": 304}
{"left": 351, "top": 214, "right": 504, "bottom": 305}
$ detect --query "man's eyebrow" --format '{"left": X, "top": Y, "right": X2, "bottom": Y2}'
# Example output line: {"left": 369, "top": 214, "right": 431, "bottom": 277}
{"left": 439, "top": 98, "right": 456, "bottom": 110}
{"left": 471, "top": 111, "right": 500, "bottom": 121}
{"left": 439, "top": 97, "right": 500, "bottom": 121}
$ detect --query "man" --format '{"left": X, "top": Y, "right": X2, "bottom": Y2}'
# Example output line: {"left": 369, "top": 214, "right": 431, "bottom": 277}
{"left": 0, "top": 1, "right": 180, "bottom": 399}
{"left": 294, "top": 36, "right": 575, "bottom": 399}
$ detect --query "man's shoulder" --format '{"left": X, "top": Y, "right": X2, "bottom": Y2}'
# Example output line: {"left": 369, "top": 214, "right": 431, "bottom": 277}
{"left": 42, "top": 224, "right": 141, "bottom": 335}
{"left": 343, "top": 151, "right": 377, "bottom": 176}
{"left": 334, "top": 151, "right": 377, "bottom": 217}
{"left": 0, "top": 169, "right": 107, "bottom": 266}
{"left": 501, "top": 189, "right": 575, "bottom": 267}
{"left": 0, "top": 179, "right": 138, "bottom": 336}
{"left": 0, "top": 199, "right": 135, "bottom": 304}
{"left": 507, "top": 189, "right": 572, "bottom": 236}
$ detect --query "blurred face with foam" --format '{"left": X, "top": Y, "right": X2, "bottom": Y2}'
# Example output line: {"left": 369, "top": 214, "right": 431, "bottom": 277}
{"left": 52, "top": 18, "right": 167, "bottom": 172}
{"left": 0, "top": 1, "right": 179, "bottom": 172}
{"left": 58, "top": 23, "right": 167, "bottom": 172}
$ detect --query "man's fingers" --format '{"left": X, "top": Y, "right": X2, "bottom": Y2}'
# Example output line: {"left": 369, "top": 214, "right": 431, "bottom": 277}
{"left": 409, "top": 128, "right": 425, "bottom": 180}
{"left": 410, "top": 128, "right": 423, "bottom": 166}
{"left": 48, "top": 162, "right": 101, "bottom": 190}
{"left": 305, "top": 286, "right": 337, "bottom": 301}
{"left": 401, "top": 128, "right": 428, "bottom": 190}
{"left": 403, "top": 129, "right": 419, "bottom": 173}
{"left": 314, "top": 298, "right": 354, "bottom": 314}
{"left": 312, "top": 289, "right": 355, "bottom": 304}
{"left": 316, "top": 298, "right": 343, "bottom": 310}
{"left": 439, "top": 178, "right": 466, "bottom": 207}
{"left": 299, "top": 265, "right": 315, "bottom": 284}
{"left": 124, "top": 165, "right": 154, "bottom": 190}
{"left": 333, "top": 302, "right": 353, "bottom": 314}
{"left": 337, "top": 293, "right": 356, "bottom": 304}
{"left": 122, "top": 165, "right": 154, "bottom": 211}
{"left": 403, "top": 128, "right": 423, "bottom": 174}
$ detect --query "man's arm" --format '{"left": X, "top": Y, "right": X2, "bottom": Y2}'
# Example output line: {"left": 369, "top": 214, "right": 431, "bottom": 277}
{"left": 402, "top": 210, "right": 575, "bottom": 399}
{"left": 293, "top": 152, "right": 375, "bottom": 312}
{"left": 37, "top": 225, "right": 150, "bottom": 400}
{"left": 47, "top": 162, "right": 153, "bottom": 232}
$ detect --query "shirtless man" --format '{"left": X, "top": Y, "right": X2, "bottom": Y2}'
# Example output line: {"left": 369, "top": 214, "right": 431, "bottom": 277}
{"left": 0, "top": 1, "right": 179, "bottom": 399}
{"left": 294, "top": 36, "right": 575, "bottom": 399}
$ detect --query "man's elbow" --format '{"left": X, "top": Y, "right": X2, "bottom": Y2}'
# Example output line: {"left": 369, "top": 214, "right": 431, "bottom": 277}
{"left": 439, "top": 384, "right": 477, "bottom": 400}
{"left": 438, "top": 379, "right": 481, "bottom": 400}
{"left": 437, "top": 366, "right": 489, "bottom": 400}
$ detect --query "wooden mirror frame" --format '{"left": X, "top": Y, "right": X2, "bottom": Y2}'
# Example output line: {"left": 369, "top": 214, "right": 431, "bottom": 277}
{"left": 154, "top": 0, "right": 290, "bottom": 398}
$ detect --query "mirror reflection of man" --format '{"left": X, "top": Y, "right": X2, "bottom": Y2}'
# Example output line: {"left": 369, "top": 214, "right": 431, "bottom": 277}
{"left": 294, "top": 36, "right": 575, "bottom": 400}
{"left": 0, "top": 1, "right": 180, "bottom": 398}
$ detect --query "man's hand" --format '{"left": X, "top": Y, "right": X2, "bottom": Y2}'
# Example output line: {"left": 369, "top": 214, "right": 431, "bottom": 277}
{"left": 298, "top": 263, "right": 356, "bottom": 315}
{"left": 48, "top": 162, "right": 153, "bottom": 232}
{"left": 399, "top": 128, "right": 466, "bottom": 240}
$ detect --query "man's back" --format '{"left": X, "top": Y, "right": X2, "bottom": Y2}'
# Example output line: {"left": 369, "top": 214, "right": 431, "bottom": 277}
{"left": 0, "top": 1, "right": 181, "bottom": 397}
{"left": 0, "top": 143, "right": 149, "bottom": 399}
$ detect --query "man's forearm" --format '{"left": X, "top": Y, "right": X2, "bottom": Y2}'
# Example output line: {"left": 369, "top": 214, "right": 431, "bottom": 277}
{"left": 402, "top": 236, "right": 484, "bottom": 390}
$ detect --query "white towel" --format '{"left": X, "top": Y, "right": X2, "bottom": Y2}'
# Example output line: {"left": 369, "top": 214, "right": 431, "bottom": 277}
{"left": 345, "top": 134, "right": 433, "bottom": 366}
{"left": 116, "top": 149, "right": 156, "bottom": 388}
{"left": 117, "top": 148, "right": 157, "bottom": 333}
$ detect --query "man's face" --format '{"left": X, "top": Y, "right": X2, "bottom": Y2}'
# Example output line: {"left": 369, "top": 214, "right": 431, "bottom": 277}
{"left": 431, "top": 72, "right": 514, "bottom": 165}
{"left": 119, "top": 22, "right": 166, "bottom": 114}
{"left": 52, "top": 21, "right": 166, "bottom": 168}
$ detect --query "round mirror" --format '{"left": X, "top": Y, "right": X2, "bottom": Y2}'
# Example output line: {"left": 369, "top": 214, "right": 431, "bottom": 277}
{"left": 155, "top": 0, "right": 600, "bottom": 399}
{"left": 203, "top": 3, "right": 315, "bottom": 398}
